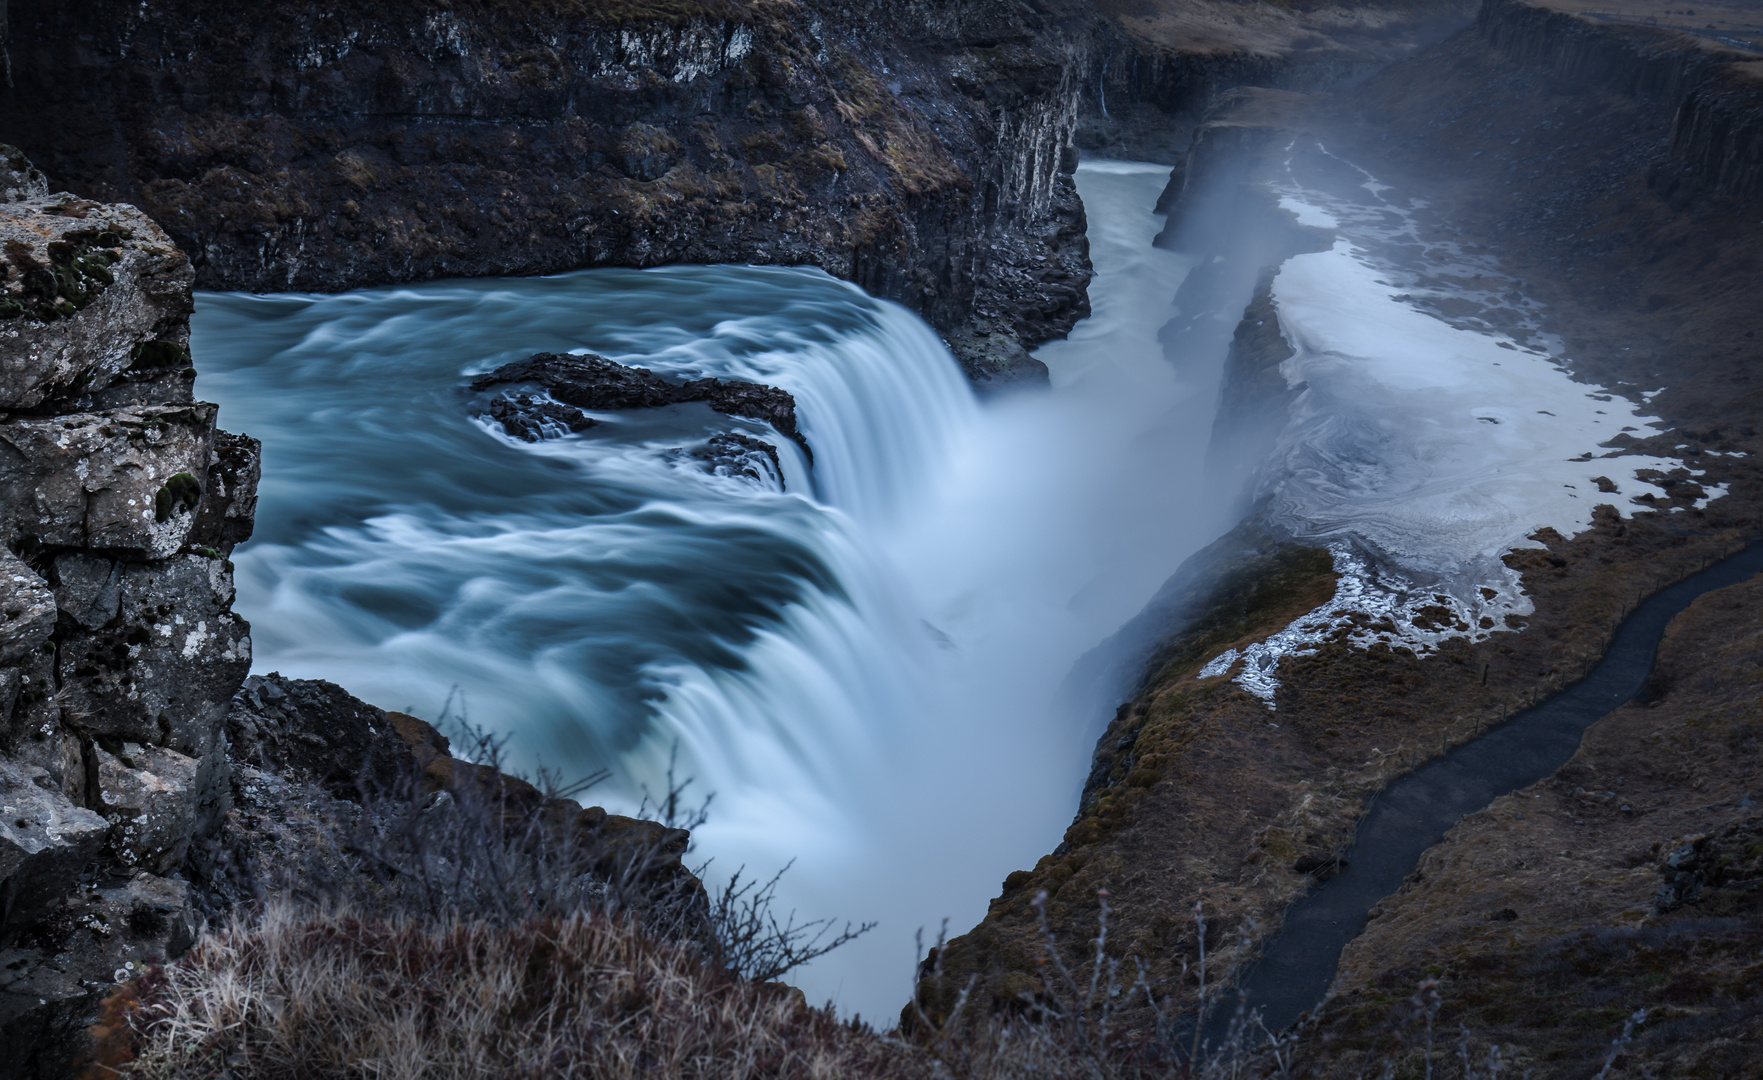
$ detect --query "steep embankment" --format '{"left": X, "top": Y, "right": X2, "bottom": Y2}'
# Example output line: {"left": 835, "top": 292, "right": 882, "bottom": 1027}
{"left": 1075, "top": 0, "right": 1477, "bottom": 162}
{"left": 921, "top": 3, "right": 1763, "bottom": 1071}
{"left": 0, "top": 152, "right": 256, "bottom": 1074}
{"left": 0, "top": 0, "right": 1095, "bottom": 383}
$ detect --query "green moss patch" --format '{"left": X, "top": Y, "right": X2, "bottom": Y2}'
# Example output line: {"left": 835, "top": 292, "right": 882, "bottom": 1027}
{"left": 153, "top": 472, "right": 202, "bottom": 523}
{"left": 1, "top": 227, "right": 130, "bottom": 322}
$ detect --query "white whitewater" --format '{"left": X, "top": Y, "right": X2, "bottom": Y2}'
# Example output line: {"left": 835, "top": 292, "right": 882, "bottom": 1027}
{"left": 191, "top": 160, "right": 1220, "bottom": 1021}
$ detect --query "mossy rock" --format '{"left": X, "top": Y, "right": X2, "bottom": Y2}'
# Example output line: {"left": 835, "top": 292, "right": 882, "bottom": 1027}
{"left": 154, "top": 472, "right": 202, "bottom": 523}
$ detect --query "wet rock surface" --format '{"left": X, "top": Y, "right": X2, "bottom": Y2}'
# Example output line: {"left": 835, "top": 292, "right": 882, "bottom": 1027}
{"left": 483, "top": 392, "right": 599, "bottom": 443}
{"left": 687, "top": 432, "right": 785, "bottom": 488}
{"left": 472, "top": 351, "right": 811, "bottom": 460}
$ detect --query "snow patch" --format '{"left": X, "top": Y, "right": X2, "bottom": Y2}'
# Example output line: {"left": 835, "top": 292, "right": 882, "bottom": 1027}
{"left": 1205, "top": 173, "right": 1727, "bottom": 705}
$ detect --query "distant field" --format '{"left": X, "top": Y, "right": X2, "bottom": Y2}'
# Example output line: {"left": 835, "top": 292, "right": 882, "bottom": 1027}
{"left": 1544, "top": 0, "right": 1763, "bottom": 49}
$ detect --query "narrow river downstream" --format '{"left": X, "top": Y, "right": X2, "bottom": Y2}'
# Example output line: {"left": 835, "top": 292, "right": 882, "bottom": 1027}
{"left": 190, "top": 161, "right": 1227, "bottom": 1019}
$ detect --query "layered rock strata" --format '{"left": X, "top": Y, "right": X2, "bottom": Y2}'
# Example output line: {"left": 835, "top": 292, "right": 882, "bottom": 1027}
{"left": 0, "top": 0, "right": 1482, "bottom": 387}
{"left": 0, "top": 150, "right": 255, "bottom": 1078}
{"left": 1075, "top": 0, "right": 1479, "bottom": 163}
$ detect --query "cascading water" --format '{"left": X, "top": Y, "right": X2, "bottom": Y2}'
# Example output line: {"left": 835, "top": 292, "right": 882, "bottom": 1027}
{"left": 191, "top": 160, "right": 1227, "bottom": 1020}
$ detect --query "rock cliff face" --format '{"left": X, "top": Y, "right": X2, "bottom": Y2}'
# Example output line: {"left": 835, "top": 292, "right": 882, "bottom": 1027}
{"left": 0, "top": 0, "right": 1099, "bottom": 383}
{"left": 0, "top": 150, "right": 255, "bottom": 1076}
{"left": 1075, "top": 0, "right": 1478, "bottom": 162}
{"left": 0, "top": 0, "right": 1482, "bottom": 385}
{"left": 1474, "top": 0, "right": 1763, "bottom": 204}
{"left": 0, "top": 150, "right": 715, "bottom": 1077}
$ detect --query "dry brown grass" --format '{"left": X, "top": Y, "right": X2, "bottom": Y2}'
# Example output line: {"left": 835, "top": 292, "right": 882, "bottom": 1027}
{"left": 106, "top": 903, "right": 922, "bottom": 1080}
{"left": 93, "top": 896, "right": 1583, "bottom": 1080}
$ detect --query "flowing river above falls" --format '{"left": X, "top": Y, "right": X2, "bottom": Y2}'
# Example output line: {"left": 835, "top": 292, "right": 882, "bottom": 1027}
{"left": 190, "top": 160, "right": 1222, "bottom": 1020}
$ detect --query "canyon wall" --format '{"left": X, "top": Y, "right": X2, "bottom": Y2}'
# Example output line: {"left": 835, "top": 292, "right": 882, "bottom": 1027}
{"left": 1475, "top": 0, "right": 1763, "bottom": 204}
{"left": 0, "top": 0, "right": 1097, "bottom": 383}
{"left": 0, "top": 151, "right": 256, "bottom": 1074}
{"left": 0, "top": 0, "right": 1479, "bottom": 383}
{"left": 1075, "top": 0, "right": 1477, "bottom": 162}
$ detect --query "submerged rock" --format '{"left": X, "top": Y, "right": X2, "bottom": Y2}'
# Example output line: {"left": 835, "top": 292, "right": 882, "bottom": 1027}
{"left": 471, "top": 351, "right": 812, "bottom": 462}
{"left": 483, "top": 392, "right": 598, "bottom": 443}
{"left": 687, "top": 432, "right": 784, "bottom": 489}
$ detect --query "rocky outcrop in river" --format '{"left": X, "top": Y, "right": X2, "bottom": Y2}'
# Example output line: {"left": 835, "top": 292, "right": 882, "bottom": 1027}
{"left": 470, "top": 351, "right": 809, "bottom": 459}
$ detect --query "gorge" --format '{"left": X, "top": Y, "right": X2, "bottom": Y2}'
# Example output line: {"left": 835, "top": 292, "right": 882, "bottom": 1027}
{"left": 2, "top": 0, "right": 1761, "bottom": 1075}
{"left": 183, "top": 158, "right": 1220, "bottom": 1021}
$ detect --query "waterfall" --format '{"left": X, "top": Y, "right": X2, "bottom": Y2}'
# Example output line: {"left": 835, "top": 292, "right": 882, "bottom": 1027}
{"left": 191, "top": 160, "right": 1227, "bottom": 1021}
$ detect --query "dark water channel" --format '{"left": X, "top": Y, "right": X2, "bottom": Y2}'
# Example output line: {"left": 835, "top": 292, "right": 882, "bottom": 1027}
{"left": 1226, "top": 539, "right": 1763, "bottom": 1037}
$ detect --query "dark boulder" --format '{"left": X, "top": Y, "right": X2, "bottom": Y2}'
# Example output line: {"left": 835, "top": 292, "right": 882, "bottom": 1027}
{"left": 687, "top": 432, "right": 784, "bottom": 489}
{"left": 226, "top": 674, "right": 415, "bottom": 799}
{"left": 471, "top": 352, "right": 811, "bottom": 462}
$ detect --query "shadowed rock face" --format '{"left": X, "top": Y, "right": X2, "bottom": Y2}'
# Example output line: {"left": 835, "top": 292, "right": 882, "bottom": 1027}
{"left": 0, "top": 0, "right": 1477, "bottom": 388}
{"left": 470, "top": 351, "right": 811, "bottom": 460}
{"left": 0, "top": 0, "right": 1102, "bottom": 385}
{"left": 0, "top": 148, "right": 260, "bottom": 1078}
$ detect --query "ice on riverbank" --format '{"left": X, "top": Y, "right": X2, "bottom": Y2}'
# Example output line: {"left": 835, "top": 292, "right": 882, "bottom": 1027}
{"left": 1201, "top": 175, "right": 1726, "bottom": 704}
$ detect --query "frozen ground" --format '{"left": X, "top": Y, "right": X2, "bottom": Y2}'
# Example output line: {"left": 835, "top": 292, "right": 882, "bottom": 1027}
{"left": 1198, "top": 143, "right": 1726, "bottom": 703}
